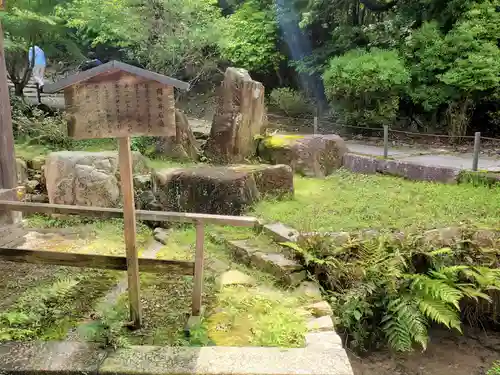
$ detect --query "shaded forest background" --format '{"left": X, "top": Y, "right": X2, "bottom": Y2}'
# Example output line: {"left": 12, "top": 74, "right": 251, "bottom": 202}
{"left": 2, "top": 0, "right": 500, "bottom": 136}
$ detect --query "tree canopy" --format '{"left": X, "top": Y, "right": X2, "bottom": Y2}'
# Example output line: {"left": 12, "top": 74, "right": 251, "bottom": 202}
{"left": 2, "top": 0, "right": 500, "bottom": 135}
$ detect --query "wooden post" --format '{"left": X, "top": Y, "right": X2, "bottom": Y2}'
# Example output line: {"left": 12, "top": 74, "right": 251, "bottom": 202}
{"left": 35, "top": 82, "right": 41, "bottom": 105}
{"left": 313, "top": 116, "right": 318, "bottom": 135}
{"left": 383, "top": 125, "right": 389, "bottom": 159}
{"left": 0, "top": 20, "right": 18, "bottom": 225}
{"left": 118, "top": 137, "right": 142, "bottom": 328}
{"left": 0, "top": 21, "right": 16, "bottom": 192}
{"left": 191, "top": 221, "right": 205, "bottom": 316}
{"left": 472, "top": 132, "right": 481, "bottom": 171}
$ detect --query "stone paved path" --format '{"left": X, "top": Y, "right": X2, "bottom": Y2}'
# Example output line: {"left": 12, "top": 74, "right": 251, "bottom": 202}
{"left": 346, "top": 141, "right": 500, "bottom": 172}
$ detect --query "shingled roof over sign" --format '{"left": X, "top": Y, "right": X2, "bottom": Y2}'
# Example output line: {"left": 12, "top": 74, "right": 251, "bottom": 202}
{"left": 44, "top": 60, "right": 190, "bottom": 93}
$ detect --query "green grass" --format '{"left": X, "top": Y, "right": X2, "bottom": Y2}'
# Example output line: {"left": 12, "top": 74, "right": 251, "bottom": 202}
{"left": 253, "top": 169, "right": 500, "bottom": 232}
{"left": 15, "top": 139, "right": 117, "bottom": 160}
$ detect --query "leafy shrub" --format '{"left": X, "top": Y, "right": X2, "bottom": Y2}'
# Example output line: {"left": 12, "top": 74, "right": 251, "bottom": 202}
{"left": 322, "top": 48, "right": 410, "bottom": 127}
{"left": 284, "top": 231, "right": 500, "bottom": 352}
{"left": 488, "top": 361, "right": 500, "bottom": 375}
{"left": 130, "top": 136, "right": 155, "bottom": 156}
{"left": 11, "top": 97, "right": 73, "bottom": 149}
{"left": 269, "top": 88, "right": 313, "bottom": 117}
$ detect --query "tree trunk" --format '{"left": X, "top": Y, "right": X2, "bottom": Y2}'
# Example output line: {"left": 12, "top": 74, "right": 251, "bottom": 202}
{"left": 13, "top": 82, "right": 24, "bottom": 96}
{"left": 447, "top": 97, "right": 474, "bottom": 143}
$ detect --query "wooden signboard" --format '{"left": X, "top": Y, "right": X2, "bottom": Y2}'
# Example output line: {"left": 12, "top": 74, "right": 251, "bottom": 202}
{"left": 44, "top": 61, "right": 189, "bottom": 329}
{"left": 64, "top": 73, "right": 176, "bottom": 139}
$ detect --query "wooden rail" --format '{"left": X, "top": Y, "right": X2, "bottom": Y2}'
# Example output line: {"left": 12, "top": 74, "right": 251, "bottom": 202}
{"left": 0, "top": 247, "right": 194, "bottom": 274}
{"left": 0, "top": 200, "right": 259, "bottom": 227}
{"left": 0, "top": 199, "right": 260, "bottom": 323}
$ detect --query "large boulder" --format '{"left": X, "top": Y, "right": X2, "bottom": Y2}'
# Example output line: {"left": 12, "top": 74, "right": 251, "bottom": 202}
{"left": 152, "top": 164, "right": 293, "bottom": 215}
{"left": 258, "top": 134, "right": 347, "bottom": 178}
{"left": 45, "top": 151, "right": 149, "bottom": 207}
{"left": 154, "top": 109, "right": 200, "bottom": 161}
{"left": 204, "top": 67, "right": 266, "bottom": 164}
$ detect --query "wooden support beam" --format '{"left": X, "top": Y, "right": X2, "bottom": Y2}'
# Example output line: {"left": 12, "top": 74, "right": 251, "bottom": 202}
{"left": 0, "top": 200, "right": 260, "bottom": 227}
{"left": 0, "top": 247, "right": 195, "bottom": 274}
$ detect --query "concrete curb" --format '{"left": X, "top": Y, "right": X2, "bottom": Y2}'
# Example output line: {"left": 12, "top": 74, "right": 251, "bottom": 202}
{"left": 0, "top": 339, "right": 352, "bottom": 375}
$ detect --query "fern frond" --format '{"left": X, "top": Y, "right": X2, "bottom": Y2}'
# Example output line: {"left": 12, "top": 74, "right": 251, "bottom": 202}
{"left": 463, "top": 267, "right": 500, "bottom": 288}
{"left": 458, "top": 286, "right": 492, "bottom": 303}
{"left": 406, "top": 274, "right": 463, "bottom": 309}
{"left": 428, "top": 248, "right": 453, "bottom": 257}
{"left": 417, "top": 297, "right": 462, "bottom": 332}
{"left": 383, "top": 296, "right": 428, "bottom": 351}
{"left": 437, "top": 265, "right": 469, "bottom": 278}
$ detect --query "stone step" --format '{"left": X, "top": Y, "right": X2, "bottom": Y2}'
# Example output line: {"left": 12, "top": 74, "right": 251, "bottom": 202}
{"left": 261, "top": 222, "right": 299, "bottom": 243}
{"left": 214, "top": 236, "right": 306, "bottom": 286}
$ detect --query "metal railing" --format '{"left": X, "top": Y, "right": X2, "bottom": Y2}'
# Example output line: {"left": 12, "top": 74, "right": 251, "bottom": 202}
{"left": 267, "top": 113, "right": 500, "bottom": 172}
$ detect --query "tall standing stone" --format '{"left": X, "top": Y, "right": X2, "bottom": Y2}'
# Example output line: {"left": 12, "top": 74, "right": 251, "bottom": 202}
{"left": 204, "top": 67, "right": 266, "bottom": 164}
{"left": 154, "top": 109, "right": 200, "bottom": 161}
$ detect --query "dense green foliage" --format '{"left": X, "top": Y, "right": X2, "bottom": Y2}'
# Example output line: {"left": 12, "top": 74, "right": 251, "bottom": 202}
{"left": 217, "top": 0, "right": 283, "bottom": 73}
{"left": 269, "top": 87, "right": 312, "bottom": 117}
{"left": 323, "top": 48, "right": 410, "bottom": 126}
{"left": 285, "top": 230, "right": 500, "bottom": 352}
{"left": 4, "top": 0, "right": 500, "bottom": 136}
{"left": 1, "top": 0, "right": 81, "bottom": 94}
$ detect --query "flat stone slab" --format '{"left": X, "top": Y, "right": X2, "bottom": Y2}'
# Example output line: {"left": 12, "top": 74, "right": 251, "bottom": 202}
{"left": 153, "top": 228, "right": 170, "bottom": 245}
{"left": 251, "top": 252, "right": 303, "bottom": 272}
{"left": 306, "top": 331, "right": 343, "bottom": 349}
{"left": 305, "top": 301, "right": 333, "bottom": 317}
{"left": 307, "top": 316, "right": 335, "bottom": 332}
{"left": 296, "top": 281, "right": 323, "bottom": 302}
{"left": 226, "top": 239, "right": 259, "bottom": 264}
{"left": 0, "top": 341, "right": 106, "bottom": 374}
{"left": 218, "top": 270, "right": 256, "bottom": 289}
{"left": 342, "top": 153, "right": 461, "bottom": 183}
{"left": 262, "top": 223, "right": 299, "bottom": 243}
{"left": 100, "top": 345, "right": 353, "bottom": 375}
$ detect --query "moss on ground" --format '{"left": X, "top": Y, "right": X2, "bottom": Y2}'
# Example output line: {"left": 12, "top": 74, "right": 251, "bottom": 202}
{"left": 91, "top": 226, "right": 310, "bottom": 348}
{"left": 0, "top": 217, "right": 152, "bottom": 341}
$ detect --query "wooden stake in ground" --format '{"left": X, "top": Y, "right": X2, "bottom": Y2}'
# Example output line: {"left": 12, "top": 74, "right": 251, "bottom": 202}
{"left": 0, "top": 20, "right": 17, "bottom": 194}
{"left": 118, "top": 137, "right": 142, "bottom": 328}
{"left": 191, "top": 221, "right": 205, "bottom": 316}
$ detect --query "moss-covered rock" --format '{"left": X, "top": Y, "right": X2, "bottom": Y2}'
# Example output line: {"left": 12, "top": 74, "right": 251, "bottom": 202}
{"left": 152, "top": 164, "right": 293, "bottom": 215}
{"left": 258, "top": 133, "right": 347, "bottom": 178}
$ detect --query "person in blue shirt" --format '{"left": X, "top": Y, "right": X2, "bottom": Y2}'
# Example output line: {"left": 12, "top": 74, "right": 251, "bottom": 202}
{"left": 28, "top": 45, "right": 46, "bottom": 91}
